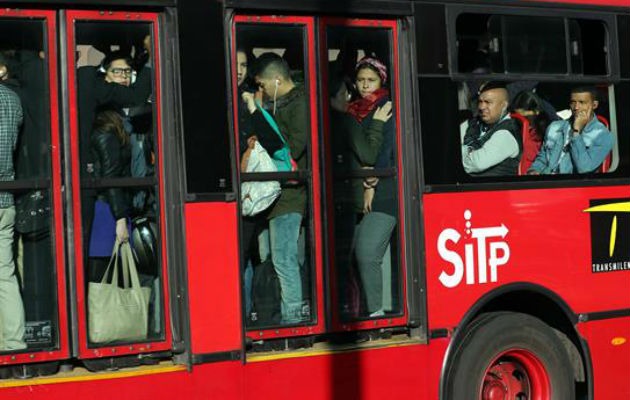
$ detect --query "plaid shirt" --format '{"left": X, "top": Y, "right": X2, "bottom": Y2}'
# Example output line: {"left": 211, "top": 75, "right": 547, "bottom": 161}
{"left": 0, "top": 84, "right": 22, "bottom": 207}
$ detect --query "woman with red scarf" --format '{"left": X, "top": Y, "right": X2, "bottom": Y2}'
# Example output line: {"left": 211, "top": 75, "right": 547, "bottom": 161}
{"left": 344, "top": 56, "right": 396, "bottom": 318}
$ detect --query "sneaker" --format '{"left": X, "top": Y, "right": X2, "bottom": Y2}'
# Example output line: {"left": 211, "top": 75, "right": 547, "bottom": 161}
{"left": 369, "top": 309, "right": 385, "bottom": 318}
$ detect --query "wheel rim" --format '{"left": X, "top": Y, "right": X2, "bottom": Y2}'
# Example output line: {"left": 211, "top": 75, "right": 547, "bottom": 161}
{"left": 479, "top": 349, "right": 551, "bottom": 400}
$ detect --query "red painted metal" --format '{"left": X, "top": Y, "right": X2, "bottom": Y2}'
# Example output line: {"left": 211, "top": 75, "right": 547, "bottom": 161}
{"left": 64, "top": 10, "right": 172, "bottom": 359}
{"left": 423, "top": 185, "right": 630, "bottom": 331}
{"left": 317, "top": 17, "right": 409, "bottom": 332}
{"left": 232, "top": 15, "right": 327, "bottom": 340}
{"left": 481, "top": 349, "right": 549, "bottom": 400}
{"left": 525, "top": 0, "right": 629, "bottom": 6}
{"left": 577, "top": 317, "right": 630, "bottom": 399}
{"left": 184, "top": 202, "right": 242, "bottom": 354}
{"left": 0, "top": 9, "right": 70, "bottom": 366}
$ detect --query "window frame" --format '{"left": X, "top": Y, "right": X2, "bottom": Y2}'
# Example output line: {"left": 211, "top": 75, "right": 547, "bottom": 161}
{"left": 415, "top": 5, "right": 629, "bottom": 191}
{"left": 230, "top": 14, "right": 326, "bottom": 340}
{"left": 446, "top": 5, "right": 620, "bottom": 81}
{"left": 0, "top": 8, "right": 70, "bottom": 365}
{"left": 317, "top": 17, "right": 410, "bottom": 332}
{"left": 64, "top": 9, "right": 173, "bottom": 359}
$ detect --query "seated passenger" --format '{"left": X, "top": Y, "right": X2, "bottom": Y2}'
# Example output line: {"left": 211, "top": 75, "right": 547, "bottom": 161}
{"left": 528, "top": 87, "right": 613, "bottom": 175}
{"left": 511, "top": 90, "right": 550, "bottom": 173}
{"left": 461, "top": 82, "right": 522, "bottom": 176}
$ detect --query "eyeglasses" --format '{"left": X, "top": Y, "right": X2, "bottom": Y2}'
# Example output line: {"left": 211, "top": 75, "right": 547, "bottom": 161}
{"left": 109, "top": 67, "right": 132, "bottom": 77}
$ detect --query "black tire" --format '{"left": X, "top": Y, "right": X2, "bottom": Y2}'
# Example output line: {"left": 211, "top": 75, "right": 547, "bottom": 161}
{"left": 444, "top": 312, "right": 575, "bottom": 400}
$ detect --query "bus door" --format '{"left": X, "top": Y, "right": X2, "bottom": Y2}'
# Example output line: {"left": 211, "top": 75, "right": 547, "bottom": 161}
{"left": 63, "top": 10, "right": 172, "bottom": 361}
{"left": 318, "top": 18, "right": 411, "bottom": 331}
{"left": 230, "top": 15, "right": 326, "bottom": 339}
{"left": 0, "top": 9, "right": 69, "bottom": 370}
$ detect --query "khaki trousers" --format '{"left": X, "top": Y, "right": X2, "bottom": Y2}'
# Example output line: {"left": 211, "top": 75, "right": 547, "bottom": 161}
{"left": 0, "top": 206, "right": 26, "bottom": 350}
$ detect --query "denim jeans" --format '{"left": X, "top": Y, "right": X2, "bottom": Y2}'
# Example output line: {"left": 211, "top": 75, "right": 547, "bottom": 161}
{"left": 267, "top": 212, "right": 303, "bottom": 324}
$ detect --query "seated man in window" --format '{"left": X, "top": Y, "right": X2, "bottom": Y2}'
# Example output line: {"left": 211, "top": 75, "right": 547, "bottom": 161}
{"left": 528, "top": 86, "right": 612, "bottom": 175}
{"left": 461, "top": 82, "right": 522, "bottom": 176}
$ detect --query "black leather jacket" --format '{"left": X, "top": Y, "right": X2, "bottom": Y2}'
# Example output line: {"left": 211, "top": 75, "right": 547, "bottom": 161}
{"left": 90, "top": 130, "right": 131, "bottom": 220}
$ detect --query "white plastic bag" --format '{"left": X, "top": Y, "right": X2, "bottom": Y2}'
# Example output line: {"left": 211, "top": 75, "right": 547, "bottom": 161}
{"left": 241, "top": 141, "right": 281, "bottom": 216}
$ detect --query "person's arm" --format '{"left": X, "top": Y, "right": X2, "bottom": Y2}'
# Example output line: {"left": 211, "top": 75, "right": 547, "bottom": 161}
{"left": 348, "top": 117, "right": 385, "bottom": 167}
{"left": 248, "top": 110, "right": 284, "bottom": 154}
{"left": 94, "top": 66, "right": 152, "bottom": 108}
{"left": 462, "top": 130, "right": 519, "bottom": 173}
{"left": 569, "top": 129, "right": 613, "bottom": 173}
{"left": 284, "top": 96, "right": 308, "bottom": 160}
{"left": 527, "top": 144, "right": 548, "bottom": 174}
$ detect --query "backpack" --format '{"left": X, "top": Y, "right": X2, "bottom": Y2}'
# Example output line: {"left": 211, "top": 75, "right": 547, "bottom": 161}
{"left": 250, "top": 259, "right": 281, "bottom": 326}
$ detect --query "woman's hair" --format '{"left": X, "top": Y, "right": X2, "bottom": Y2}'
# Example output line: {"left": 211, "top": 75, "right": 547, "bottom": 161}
{"left": 354, "top": 56, "right": 388, "bottom": 84}
{"left": 94, "top": 110, "right": 129, "bottom": 146}
{"left": 511, "top": 90, "right": 550, "bottom": 140}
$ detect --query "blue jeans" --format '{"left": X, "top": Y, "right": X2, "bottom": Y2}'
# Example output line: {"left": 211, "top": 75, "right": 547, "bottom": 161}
{"left": 268, "top": 212, "right": 303, "bottom": 324}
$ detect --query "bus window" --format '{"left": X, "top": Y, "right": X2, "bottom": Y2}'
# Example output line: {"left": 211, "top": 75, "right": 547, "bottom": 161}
{"left": 458, "top": 80, "right": 616, "bottom": 177}
{"left": 569, "top": 19, "right": 609, "bottom": 76}
{"left": 0, "top": 18, "right": 58, "bottom": 353}
{"left": 72, "top": 21, "right": 165, "bottom": 347}
{"left": 323, "top": 25, "right": 403, "bottom": 321}
{"left": 234, "top": 22, "right": 315, "bottom": 329}
{"left": 456, "top": 14, "right": 567, "bottom": 74}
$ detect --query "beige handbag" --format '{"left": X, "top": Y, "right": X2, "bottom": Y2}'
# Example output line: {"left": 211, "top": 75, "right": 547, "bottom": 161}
{"left": 88, "top": 239, "right": 151, "bottom": 343}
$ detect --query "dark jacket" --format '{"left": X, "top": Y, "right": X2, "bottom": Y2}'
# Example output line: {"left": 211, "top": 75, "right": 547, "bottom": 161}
{"left": 78, "top": 66, "right": 151, "bottom": 176}
{"left": 346, "top": 97, "right": 396, "bottom": 215}
{"left": 264, "top": 85, "right": 308, "bottom": 219}
{"left": 90, "top": 130, "right": 131, "bottom": 220}
{"left": 463, "top": 117, "right": 522, "bottom": 177}
{"left": 238, "top": 89, "right": 283, "bottom": 156}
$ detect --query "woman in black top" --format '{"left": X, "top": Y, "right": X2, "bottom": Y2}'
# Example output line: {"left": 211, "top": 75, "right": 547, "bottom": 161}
{"left": 87, "top": 110, "right": 131, "bottom": 281}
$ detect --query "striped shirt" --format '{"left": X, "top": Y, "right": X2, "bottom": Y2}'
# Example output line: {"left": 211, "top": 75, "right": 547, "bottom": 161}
{"left": 0, "top": 84, "right": 22, "bottom": 207}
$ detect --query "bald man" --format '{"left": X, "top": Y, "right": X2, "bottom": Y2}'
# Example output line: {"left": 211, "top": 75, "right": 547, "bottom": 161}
{"left": 461, "top": 82, "right": 522, "bottom": 176}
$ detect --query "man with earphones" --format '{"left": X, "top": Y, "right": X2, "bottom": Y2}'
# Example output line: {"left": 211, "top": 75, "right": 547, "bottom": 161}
{"left": 243, "top": 52, "right": 308, "bottom": 325}
{"left": 461, "top": 81, "right": 522, "bottom": 176}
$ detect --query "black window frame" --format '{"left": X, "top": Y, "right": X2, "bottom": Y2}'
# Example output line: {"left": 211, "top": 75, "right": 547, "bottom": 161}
{"left": 447, "top": 5, "right": 620, "bottom": 81}
{"left": 415, "top": 5, "right": 629, "bottom": 192}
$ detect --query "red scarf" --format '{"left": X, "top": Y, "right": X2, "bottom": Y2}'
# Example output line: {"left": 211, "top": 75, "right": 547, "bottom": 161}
{"left": 346, "top": 88, "right": 390, "bottom": 123}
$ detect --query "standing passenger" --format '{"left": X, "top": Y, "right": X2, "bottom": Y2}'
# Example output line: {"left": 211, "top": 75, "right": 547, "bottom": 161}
{"left": 248, "top": 53, "right": 307, "bottom": 324}
{"left": 345, "top": 56, "right": 395, "bottom": 318}
{"left": 0, "top": 55, "right": 26, "bottom": 351}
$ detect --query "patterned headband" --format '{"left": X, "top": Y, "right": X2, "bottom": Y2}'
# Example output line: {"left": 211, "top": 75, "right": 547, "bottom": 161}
{"left": 356, "top": 56, "right": 387, "bottom": 84}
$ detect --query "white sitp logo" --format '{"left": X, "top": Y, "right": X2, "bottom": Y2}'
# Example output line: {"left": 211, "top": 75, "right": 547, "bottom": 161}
{"left": 437, "top": 210, "right": 510, "bottom": 288}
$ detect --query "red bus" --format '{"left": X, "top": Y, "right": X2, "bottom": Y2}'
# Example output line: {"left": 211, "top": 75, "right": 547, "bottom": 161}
{"left": 0, "top": 0, "right": 628, "bottom": 399}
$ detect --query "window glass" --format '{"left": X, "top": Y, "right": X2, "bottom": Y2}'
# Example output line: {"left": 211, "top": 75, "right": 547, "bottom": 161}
{"left": 503, "top": 16, "right": 566, "bottom": 74}
{"left": 456, "top": 14, "right": 568, "bottom": 74}
{"left": 324, "top": 26, "right": 402, "bottom": 321}
{"left": 234, "top": 23, "right": 314, "bottom": 328}
{"left": 458, "top": 81, "right": 615, "bottom": 177}
{"left": 74, "top": 21, "right": 164, "bottom": 346}
{"left": 0, "top": 18, "right": 58, "bottom": 352}
{"left": 456, "top": 14, "right": 504, "bottom": 73}
{"left": 569, "top": 19, "right": 609, "bottom": 76}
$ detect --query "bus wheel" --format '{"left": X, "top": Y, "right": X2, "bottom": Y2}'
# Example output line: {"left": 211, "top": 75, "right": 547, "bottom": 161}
{"left": 445, "top": 312, "right": 575, "bottom": 400}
